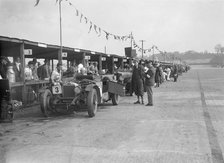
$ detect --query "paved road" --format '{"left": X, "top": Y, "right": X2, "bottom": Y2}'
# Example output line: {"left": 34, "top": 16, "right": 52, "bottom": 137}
{"left": 1, "top": 65, "right": 224, "bottom": 163}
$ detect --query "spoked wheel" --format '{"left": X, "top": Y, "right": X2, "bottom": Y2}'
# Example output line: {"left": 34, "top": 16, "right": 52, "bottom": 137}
{"left": 40, "top": 89, "right": 53, "bottom": 117}
{"left": 111, "top": 93, "right": 119, "bottom": 105}
{"left": 87, "top": 88, "right": 98, "bottom": 117}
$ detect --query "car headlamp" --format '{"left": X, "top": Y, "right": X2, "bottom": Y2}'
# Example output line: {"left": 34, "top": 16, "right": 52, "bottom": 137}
{"left": 119, "top": 76, "right": 124, "bottom": 81}
{"left": 74, "top": 86, "right": 81, "bottom": 94}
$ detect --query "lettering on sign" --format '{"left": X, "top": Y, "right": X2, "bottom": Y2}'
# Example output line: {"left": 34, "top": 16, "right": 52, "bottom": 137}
{"left": 62, "top": 52, "right": 67, "bottom": 57}
{"left": 102, "top": 57, "right": 106, "bottom": 61}
{"left": 85, "top": 56, "right": 91, "bottom": 60}
{"left": 24, "top": 49, "right": 32, "bottom": 55}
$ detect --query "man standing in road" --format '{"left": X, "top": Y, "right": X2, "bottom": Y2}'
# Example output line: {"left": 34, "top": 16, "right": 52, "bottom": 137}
{"left": 145, "top": 61, "right": 155, "bottom": 106}
{"left": 132, "top": 60, "right": 145, "bottom": 104}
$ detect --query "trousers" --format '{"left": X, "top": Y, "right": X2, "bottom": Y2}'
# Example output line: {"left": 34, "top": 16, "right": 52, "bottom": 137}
{"left": 145, "top": 85, "right": 153, "bottom": 105}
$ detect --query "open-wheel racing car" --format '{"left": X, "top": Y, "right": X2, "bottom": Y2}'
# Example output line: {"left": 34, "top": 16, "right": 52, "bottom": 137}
{"left": 39, "top": 74, "right": 125, "bottom": 117}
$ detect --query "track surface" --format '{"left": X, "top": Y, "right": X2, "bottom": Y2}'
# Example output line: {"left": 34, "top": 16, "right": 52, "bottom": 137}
{"left": 1, "top": 65, "right": 224, "bottom": 163}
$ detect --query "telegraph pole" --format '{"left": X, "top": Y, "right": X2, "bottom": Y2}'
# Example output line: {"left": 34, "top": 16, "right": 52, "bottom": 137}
{"left": 130, "top": 32, "right": 133, "bottom": 49}
{"left": 58, "top": 0, "right": 63, "bottom": 64}
{"left": 140, "top": 40, "right": 145, "bottom": 59}
{"left": 152, "top": 45, "right": 155, "bottom": 61}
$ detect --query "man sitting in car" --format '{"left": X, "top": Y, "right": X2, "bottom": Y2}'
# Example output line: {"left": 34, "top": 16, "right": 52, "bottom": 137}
{"left": 51, "top": 63, "right": 62, "bottom": 85}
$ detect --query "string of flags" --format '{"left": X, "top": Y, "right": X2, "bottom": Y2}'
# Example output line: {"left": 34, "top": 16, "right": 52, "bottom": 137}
{"left": 131, "top": 34, "right": 165, "bottom": 54}
{"left": 34, "top": 0, "right": 132, "bottom": 42}
{"left": 34, "top": 0, "right": 165, "bottom": 55}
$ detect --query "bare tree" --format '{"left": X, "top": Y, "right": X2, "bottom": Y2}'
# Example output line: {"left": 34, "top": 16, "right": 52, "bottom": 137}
{"left": 214, "top": 44, "right": 222, "bottom": 54}
{"left": 221, "top": 47, "right": 224, "bottom": 55}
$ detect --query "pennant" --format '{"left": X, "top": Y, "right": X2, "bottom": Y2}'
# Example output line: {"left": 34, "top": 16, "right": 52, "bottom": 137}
{"left": 98, "top": 27, "right": 101, "bottom": 37}
{"left": 124, "top": 36, "right": 128, "bottom": 41}
{"left": 104, "top": 31, "right": 110, "bottom": 40}
{"left": 75, "top": 9, "right": 79, "bottom": 16}
{"left": 84, "top": 17, "right": 88, "bottom": 24}
{"left": 34, "top": 0, "right": 40, "bottom": 6}
{"left": 80, "top": 13, "right": 83, "bottom": 23}
{"left": 88, "top": 21, "right": 93, "bottom": 33}
{"left": 113, "top": 35, "right": 117, "bottom": 40}
{"left": 56, "top": 0, "right": 62, "bottom": 4}
{"left": 94, "top": 24, "right": 98, "bottom": 34}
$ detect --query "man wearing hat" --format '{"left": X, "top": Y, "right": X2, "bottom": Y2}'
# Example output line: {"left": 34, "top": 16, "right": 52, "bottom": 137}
{"left": 131, "top": 59, "right": 145, "bottom": 104}
{"left": 145, "top": 61, "right": 155, "bottom": 106}
{"left": 37, "top": 59, "right": 51, "bottom": 80}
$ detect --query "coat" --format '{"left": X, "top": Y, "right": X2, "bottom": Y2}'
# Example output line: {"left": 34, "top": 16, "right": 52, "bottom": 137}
{"left": 145, "top": 66, "right": 155, "bottom": 86}
{"left": 131, "top": 65, "right": 144, "bottom": 96}
{"left": 13, "top": 63, "right": 22, "bottom": 82}
{"left": 155, "top": 66, "right": 162, "bottom": 83}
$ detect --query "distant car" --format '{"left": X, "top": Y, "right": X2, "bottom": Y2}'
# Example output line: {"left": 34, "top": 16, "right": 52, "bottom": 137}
{"left": 39, "top": 74, "right": 125, "bottom": 117}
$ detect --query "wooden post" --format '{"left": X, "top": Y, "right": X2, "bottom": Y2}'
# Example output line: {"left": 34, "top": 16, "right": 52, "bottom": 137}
{"left": 98, "top": 54, "right": 102, "bottom": 74}
{"left": 20, "top": 42, "right": 27, "bottom": 105}
{"left": 51, "top": 59, "right": 54, "bottom": 71}
{"left": 120, "top": 58, "right": 124, "bottom": 70}
{"left": 111, "top": 56, "right": 114, "bottom": 74}
{"left": 82, "top": 52, "right": 86, "bottom": 67}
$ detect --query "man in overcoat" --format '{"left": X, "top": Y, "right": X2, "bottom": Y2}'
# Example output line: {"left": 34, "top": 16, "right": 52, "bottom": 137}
{"left": 131, "top": 60, "right": 145, "bottom": 104}
{"left": 145, "top": 61, "right": 155, "bottom": 106}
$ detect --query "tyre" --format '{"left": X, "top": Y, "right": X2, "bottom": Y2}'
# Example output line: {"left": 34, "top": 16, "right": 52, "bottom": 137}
{"left": 87, "top": 88, "right": 98, "bottom": 117}
{"left": 40, "top": 89, "right": 53, "bottom": 117}
{"left": 111, "top": 93, "right": 119, "bottom": 105}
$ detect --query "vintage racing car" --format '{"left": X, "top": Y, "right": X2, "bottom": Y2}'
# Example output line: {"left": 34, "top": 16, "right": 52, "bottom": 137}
{"left": 39, "top": 74, "right": 125, "bottom": 117}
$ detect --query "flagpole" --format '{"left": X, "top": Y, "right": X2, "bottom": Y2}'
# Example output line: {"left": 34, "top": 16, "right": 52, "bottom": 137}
{"left": 59, "top": 0, "right": 62, "bottom": 64}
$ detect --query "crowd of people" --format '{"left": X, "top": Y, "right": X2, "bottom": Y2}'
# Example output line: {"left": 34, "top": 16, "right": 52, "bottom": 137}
{"left": 0, "top": 55, "right": 189, "bottom": 107}
{"left": 130, "top": 59, "right": 189, "bottom": 107}
{"left": 0, "top": 56, "right": 101, "bottom": 84}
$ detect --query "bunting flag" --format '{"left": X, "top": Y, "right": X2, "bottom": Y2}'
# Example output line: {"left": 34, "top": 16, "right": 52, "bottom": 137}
{"left": 88, "top": 21, "right": 93, "bottom": 33}
{"left": 34, "top": 0, "right": 40, "bottom": 6}
{"left": 94, "top": 24, "right": 98, "bottom": 34}
{"left": 80, "top": 13, "right": 83, "bottom": 23}
{"left": 56, "top": 0, "right": 62, "bottom": 3}
{"left": 75, "top": 9, "right": 79, "bottom": 16}
{"left": 84, "top": 17, "right": 88, "bottom": 24}
{"left": 104, "top": 31, "right": 110, "bottom": 40}
{"left": 98, "top": 27, "right": 101, "bottom": 37}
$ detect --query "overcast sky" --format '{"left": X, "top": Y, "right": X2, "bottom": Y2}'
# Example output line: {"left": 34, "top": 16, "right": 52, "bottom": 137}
{"left": 0, "top": 0, "right": 224, "bottom": 56}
